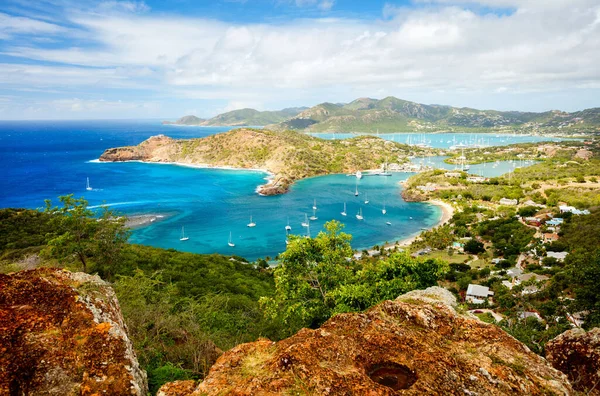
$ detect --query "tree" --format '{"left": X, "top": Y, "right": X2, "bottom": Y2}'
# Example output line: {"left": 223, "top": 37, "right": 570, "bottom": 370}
{"left": 44, "top": 195, "right": 129, "bottom": 274}
{"left": 260, "top": 221, "right": 354, "bottom": 330}
{"left": 464, "top": 239, "right": 485, "bottom": 254}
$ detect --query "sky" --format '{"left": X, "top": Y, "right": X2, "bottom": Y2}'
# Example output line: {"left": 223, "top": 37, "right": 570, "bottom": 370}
{"left": 0, "top": 0, "right": 599, "bottom": 120}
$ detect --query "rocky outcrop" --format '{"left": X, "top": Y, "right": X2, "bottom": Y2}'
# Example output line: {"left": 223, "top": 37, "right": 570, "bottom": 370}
{"left": 546, "top": 327, "right": 600, "bottom": 395}
{"left": 0, "top": 268, "right": 148, "bottom": 395}
{"left": 158, "top": 286, "right": 571, "bottom": 395}
{"left": 99, "top": 134, "right": 175, "bottom": 162}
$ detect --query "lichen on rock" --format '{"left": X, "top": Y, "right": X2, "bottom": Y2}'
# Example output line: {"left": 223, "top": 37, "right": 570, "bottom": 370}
{"left": 0, "top": 268, "right": 148, "bottom": 395}
{"left": 546, "top": 327, "right": 600, "bottom": 395}
{"left": 158, "top": 286, "right": 572, "bottom": 395}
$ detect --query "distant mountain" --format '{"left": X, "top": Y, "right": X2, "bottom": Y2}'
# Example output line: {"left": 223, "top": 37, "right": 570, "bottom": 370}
{"left": 162, "top": 115, "right": 205, "bottom": 126}
{"left": 163, "top": 107, "right": 308, "bottom": 127}
{"left": 267, "top": 97, "right": 600, "bottom": 134}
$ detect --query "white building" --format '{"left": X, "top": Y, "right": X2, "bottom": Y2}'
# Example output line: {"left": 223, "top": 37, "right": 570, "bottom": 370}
{"left": 547, "top": 251, "right": 569, "bottom": 262}
{"left": 499, "top": 198, "right": 518, "bottom": 206}
{"left": 559, "top": 205, "right": 590, "bottom": 215}
{"left": 466, "top": 284, "right": 494, "bottom": 304}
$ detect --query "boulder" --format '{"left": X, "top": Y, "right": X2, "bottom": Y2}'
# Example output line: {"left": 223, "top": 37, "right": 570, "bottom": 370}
{"left": 159, "top": 286, "right": 571, "bottom": 395}
{"left": 546, "top": 327, "right": 600, "bottom": 395}
{"left": 0, "top": 268, "right": 148, "bottom": 395}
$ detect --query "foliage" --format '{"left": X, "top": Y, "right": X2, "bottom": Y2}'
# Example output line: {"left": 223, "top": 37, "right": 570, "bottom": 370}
{"left": 261, "top": 221, "right": 448, "bottom": 335}
{"left": 476, "top": 217, "right": 535, "bottom": 260}
{"left": 463, "top": 239, "right": 485, "bottom": 254}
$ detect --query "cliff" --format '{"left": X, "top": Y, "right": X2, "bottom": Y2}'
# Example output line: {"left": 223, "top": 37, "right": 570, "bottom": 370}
{"left": 546, "top": 327, "right": 600, "bottom": 395}
{"left": 99, "top": 129, "right": 427, "bottom": 195}
{"left": 0, "top": 268, "right": 148, "bottom": 395}
{"left": 158, "top": 287, "right": 572, "bottom": 395}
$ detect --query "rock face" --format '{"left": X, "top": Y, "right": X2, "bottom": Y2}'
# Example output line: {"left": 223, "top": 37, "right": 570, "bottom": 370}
{"left": 158, "top": 286, "right": 571, "bottom": 395}
{"left": 0, "top": 268, "right": 148, "bottom": 395}
{"left": 546, "top": 327, "right": 600, "bottom": 395}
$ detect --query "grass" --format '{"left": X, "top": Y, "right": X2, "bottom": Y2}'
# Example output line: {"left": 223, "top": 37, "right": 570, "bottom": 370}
{"left": 420, "top": 250, "right": 470, "bottom": 264}
{"left": 475, "top": 312, "right": 496, "bottom": 324}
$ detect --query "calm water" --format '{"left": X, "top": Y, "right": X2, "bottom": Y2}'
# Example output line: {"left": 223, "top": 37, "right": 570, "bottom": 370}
{"left": 411, "top": 156, "right": 538, "bottom": 178}
{"left": 309, "top": 132, "right": 572, "bottom": 149}
{"left": 0, "top": 120, "right": 442, "bottom": 260}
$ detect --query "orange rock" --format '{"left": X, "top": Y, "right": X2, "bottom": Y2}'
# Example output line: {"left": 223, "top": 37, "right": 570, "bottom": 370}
{"left": 159, "top": 287, "right": 572, "bottom": 395}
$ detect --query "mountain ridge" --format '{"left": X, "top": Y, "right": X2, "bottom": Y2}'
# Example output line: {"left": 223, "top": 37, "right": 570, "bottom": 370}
{"left": 164, "top": 97, "right": 599, "bottom": 133}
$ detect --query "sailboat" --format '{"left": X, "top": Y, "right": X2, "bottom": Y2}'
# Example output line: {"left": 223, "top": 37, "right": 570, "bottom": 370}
{"left": 356, "top": 170, "right": 362, "bottom": 179}
{"left": 382, "top": 202, "right": 387, "bottom": 215}
{"left": 341, "top": 202, "right": 347, "bottom": 216}
{"left": 86, "top": 177, "right": 92, "bottom": 191}
{"left": 309, "top": 208, "right": 318, "bottom": 221}
{"left": 301, "top": 214, "right": 309, "bottom": 227}
{"left": 247, "top": 215, "right": 256, "bottom": 227}
{"left": 354, "top": 181, "right": 359, "bottom": 197}
{"left": 356, "top": 207, "right": 363, "bottom": 220}
{"left": 312, "top": 199, "right": 317, "bottom": 210}
{"left": 386, "top": 221, "right": 392, "bottom": 226}
{"left": 179, "top": 226, "right": 189, "bottom": 241}
{"left": 364, "top": 192, "right": 369, "bottom": 204}
{"left": 285, "top": 217, "right": 292, "bottom": 231}
{"left": 228, "top": 231, "right": 235, "bottom": 247}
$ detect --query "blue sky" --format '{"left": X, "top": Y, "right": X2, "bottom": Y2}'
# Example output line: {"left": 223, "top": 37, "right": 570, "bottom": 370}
{"left": 0, "top": 0, "right": 599, "bottom": 119}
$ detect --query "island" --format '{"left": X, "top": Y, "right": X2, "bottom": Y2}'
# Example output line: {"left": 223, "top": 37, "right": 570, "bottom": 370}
{"left": 98, "top": 128, "right": 436, "bottom": 195}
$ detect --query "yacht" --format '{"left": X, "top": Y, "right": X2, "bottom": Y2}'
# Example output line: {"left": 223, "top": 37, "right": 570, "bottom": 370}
{"left": 228, "top": 231, "right": 235, "bottom": 247}
{"left": 354, "top": 182, "right": 359, "bottom": 196}
{"left": 309, "top": 208, "right": 318, "bottom": 221}
{"left": 247, "top": 215, "right": 256, "bottom": 227}
{"left": 341, "top": 202, "right": 347, "bottom": 216}
{"left": 356, "top": 208, "right": 363, "bottom": 220}
{"left": 179, "top": 226, "right": 189, "bottom": 241}
{"left": 356, "top": 170, "right": 362, "bottom": 179}
{"left": 301, "top": 214, "right": 309, "bottom": 227}
{"left": 86, "top": 177, "right": 92, "bottom": 191}
{"left": 364, "top": 192, "right": 369, "bottom": 205}
{"left": 312, "top": 199, "right": 317, "bottom": 210}
{"left": 285, "top": 217, "right": 292, "bottom": 231}
{"left": 382, "top": 202, "right": 387, "bottom": 215}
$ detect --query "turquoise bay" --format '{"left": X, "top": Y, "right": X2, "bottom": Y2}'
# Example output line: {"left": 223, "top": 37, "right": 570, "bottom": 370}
{"left": 0, "top": 120, "right": 564, "bottom": 260}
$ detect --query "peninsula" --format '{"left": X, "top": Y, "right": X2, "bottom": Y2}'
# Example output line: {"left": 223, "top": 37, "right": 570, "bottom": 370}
{"left": 98, "top": 128, "right": 435, "bottom": 195}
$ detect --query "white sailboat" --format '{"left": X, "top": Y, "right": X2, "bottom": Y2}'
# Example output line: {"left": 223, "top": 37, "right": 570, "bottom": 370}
{"left": 247, "top": 215, "right": 256, "bottom": 227}
{"left": 356, "top": 207, "right": 363, "bottom": 220}
{"left": 301, "top": 214, "right": 309, "bottom": 227}
{"left": 386, "top": 221, "right": 392, "bottom": 226}
{"left": 364, "top": 192, "right": 369, "bottom": 204}
{"left": 285, "top": 217, "right": 292, "bottom": 231}
{"left": 312, "top": 199, "right": 317, "bottom": 210}
{"left": 356, "top": 170, "right": 362, "bottom": 179}
{"left": 354, "top": 181, "right": 359, "bottom": 197}
{"left": 86, "top": 177, "right": 92, "bottom": 191}
{"left": 382, "top": 202, "right": 387, "bottom": 215}
{"left": 179, "top": 226, "right": 189, "bottom": 241}
{"left": 228, "top": 231, "right": 235, "bottom": 247}
{"left": 341, "top": 202, "right": 347, "bottom": 216}
{"left": 309, "top": 208, "right": 318, "bottom": 221}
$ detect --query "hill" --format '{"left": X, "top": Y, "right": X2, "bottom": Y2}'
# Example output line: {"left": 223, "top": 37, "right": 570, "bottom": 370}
{"left": 162, "top": 107, "right": 307, "bottom": 127}
{"left": 268, "top": 96, "right": 600, "bottom": 134}
{"left": 161, "top": 115, "right": 205, "bottom": 126}
{"left": 98, "top": 128, "right": 434, "bottom": 195}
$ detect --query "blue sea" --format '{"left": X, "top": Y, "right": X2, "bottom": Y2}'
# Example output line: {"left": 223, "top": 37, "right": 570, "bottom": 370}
{"left": 1, "top": 120, "right": 555, "bottom": 260}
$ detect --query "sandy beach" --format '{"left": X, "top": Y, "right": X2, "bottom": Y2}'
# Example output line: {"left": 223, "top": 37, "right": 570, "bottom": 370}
{"left": 374, "top": 199, "right": 455, "bottom": 254}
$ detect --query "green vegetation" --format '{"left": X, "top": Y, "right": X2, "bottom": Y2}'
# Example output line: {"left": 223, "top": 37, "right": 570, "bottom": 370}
{"left": 261, "top": 221, "right": 449, "bottom": 334}
{"left": 271, "top": 96, "right": 600, "bottom": 134}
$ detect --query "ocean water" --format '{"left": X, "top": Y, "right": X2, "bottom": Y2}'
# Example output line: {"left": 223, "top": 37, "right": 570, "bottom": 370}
{"left": 0, "top": 120, "right": 441, "bottom": 260}
{"left": 309, "top": 132, "right": 573, "bottom": 149}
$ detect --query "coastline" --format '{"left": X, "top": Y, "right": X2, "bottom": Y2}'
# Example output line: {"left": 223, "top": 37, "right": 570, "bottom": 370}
{"left": 369, "top": 199, "right": 455, "bottom": 254}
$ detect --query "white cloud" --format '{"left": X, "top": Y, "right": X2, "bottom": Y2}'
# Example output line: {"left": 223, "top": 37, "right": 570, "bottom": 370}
{"left": 1, "top": 0, "right": 600, "bottom": 117}
{"left": 0, "top": 12, "right": 66, "bottom": 39}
